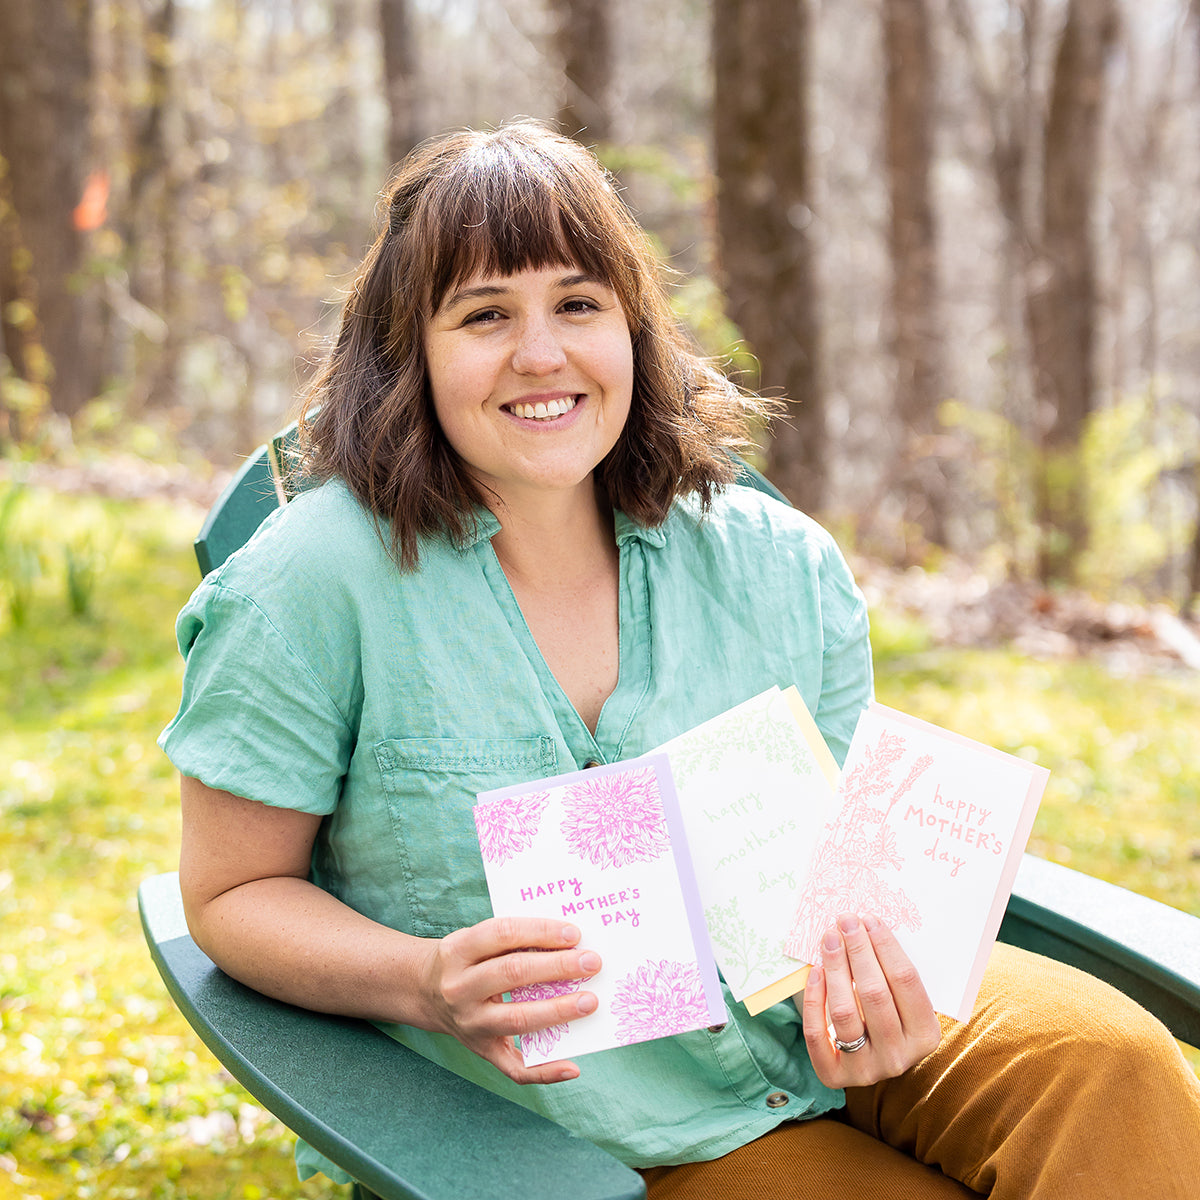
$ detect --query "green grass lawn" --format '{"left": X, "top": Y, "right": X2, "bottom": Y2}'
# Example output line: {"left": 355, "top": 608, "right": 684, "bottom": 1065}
{"left": 0, "top": 485, "right": 339, "bottom": 1199}
{"left": 2, "top": 485, "right": 1197, "bottom": 1198}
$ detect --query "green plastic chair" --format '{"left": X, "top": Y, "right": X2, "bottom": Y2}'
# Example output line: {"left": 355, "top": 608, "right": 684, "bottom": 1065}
{"left": 141, "top": 433, "right": 1200, "bottom": 1200}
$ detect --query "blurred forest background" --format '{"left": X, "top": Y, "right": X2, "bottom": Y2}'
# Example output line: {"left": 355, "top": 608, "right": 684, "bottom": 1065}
{"left": 4, "top": 1, "right": 1200, "bottom": 1198}
{"left": 4, "top": 0, "right": 1200, "bottom": 598}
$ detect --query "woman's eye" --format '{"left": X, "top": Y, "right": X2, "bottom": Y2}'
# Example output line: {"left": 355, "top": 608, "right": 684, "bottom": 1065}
{"left": 561, "top": 297, "right": 599, "bottom": 314}
{"left": 464, "top": 307, "right": 504, "bottom": 325}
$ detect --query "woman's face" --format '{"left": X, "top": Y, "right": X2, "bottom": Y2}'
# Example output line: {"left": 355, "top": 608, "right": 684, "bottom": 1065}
{"left": 423, "top": 265, "right": 634, "bottom": 513}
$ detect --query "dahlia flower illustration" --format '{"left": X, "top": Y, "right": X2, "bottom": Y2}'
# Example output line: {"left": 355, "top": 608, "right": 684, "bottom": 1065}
{"left": 560, "top": 767, "right": 670, "bottom": 869}
{"left": 512, "top": 977, "right": 585, "bottom": 1061}
{"left": 611, "top": 959, "right": 711, "bottom": 1045}
{"left": 474, "top": 790, "right": 551, "bottom": 865}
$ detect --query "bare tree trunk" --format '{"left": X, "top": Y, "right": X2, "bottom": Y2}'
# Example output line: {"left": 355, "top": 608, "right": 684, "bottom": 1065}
{"left": 948, "top": 0, "right": 1045, "bottom": 577}
{"left": 1027, "top": 0, "right": 1119, "bottom": 580}
{"left": 883, "top": 0, "right": 946, "bottom": 544}
{"left": 0, "top": 0, "right": 100, "bottom": 423}
{"left": 379, "top": 0, "right": 421, "bottom": 168}
{"left": 712, "top": 0, "right": 824, "bottom": 514}
{"left": 124, "top": 0, "right": 180, "bottom": 411}
{"left": 327, "top": 0, "right": 367, "bottom": 233}
{"left": 551, "top": 0, "right": 614, "bottom": 143}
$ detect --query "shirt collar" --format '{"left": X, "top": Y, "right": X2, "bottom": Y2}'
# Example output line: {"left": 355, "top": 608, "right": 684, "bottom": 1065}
{"left": 460, "top": 506, "right": 666, "bottom": 550}
{"left": 462, "top": 506, "right": 503, "bottom": 547}
{"left": 614, "top": 509, "right": 667, "bottom": 548}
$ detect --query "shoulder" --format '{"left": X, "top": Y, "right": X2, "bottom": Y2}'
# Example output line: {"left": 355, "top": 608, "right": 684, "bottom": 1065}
{"left": 655, "top": 484, "right": 867, "bottom": 645}
{"left": 174, "top": 480, "right": 391, "bottom": 664}
{"left": 212, "top": 479, "right": 389, "bottom": 588}
{"left": 176, "top": 479, "right": 489, "bottom": 659}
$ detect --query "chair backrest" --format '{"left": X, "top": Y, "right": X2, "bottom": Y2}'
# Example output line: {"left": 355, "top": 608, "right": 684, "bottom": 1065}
{"left": 193, "top": 445, "right": 283, "bottom": 577}
{"left": 194, "top": 425, "right": 788, "bottom": 578}
{"left": 194, "top": 423, "right": 305, "bottom": 577}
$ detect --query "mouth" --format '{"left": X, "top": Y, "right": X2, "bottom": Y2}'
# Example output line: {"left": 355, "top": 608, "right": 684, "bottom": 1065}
{"left": 503, "top": 395, "right": 579, "bottom": 422}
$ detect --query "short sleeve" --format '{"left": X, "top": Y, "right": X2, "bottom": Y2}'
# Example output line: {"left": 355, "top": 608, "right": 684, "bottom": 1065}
{"left": 158, "top": 581, "right": 354, "bottom": 815}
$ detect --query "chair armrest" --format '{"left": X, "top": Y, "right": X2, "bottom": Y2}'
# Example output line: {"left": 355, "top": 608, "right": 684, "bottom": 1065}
{"left": 138, "top": 873, "right": 645, "bottom": 1200}
{"left": 1000, "top": 854, "right": 1200, "bottom": 1045}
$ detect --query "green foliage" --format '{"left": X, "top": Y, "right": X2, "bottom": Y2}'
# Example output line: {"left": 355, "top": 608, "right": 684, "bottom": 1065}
{"left": 669, "top": 274, "right": 758, "bottom": 377}
{"left": 940, "top": 399, "right": 1039, "bottom": 578}
{"left": 943, "top": 392, "right": 1196, "bottom": 596}
{"left": 1, "top": 482, "right": 38, "bottom": 626}
{"left": 0, "top": 483, "right": 115, "bottom": 630}
{"left": 1077, "top": 393, "right": 1193, "bottom": 597}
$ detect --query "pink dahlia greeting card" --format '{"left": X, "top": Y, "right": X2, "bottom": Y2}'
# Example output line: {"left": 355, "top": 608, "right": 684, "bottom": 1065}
{"left": 784, "top": 702, "right": 1049, "bottom": 1021}
{"left": 474, "top": 754, "right": 725, "bottom": 1065}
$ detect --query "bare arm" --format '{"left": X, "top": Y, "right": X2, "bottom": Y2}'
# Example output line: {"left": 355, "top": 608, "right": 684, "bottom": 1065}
{"left": 179, "top": 775, "right": 601, "bottom": 1084}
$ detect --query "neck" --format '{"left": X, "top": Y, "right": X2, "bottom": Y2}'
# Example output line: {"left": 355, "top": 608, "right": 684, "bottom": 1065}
{"left": 486, "top": 480, "right": 615, "bottom": 586}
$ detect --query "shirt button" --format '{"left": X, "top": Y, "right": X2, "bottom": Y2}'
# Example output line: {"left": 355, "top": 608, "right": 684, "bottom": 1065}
{"left": 706, "top": 1023, "right": 727, "bottom": 1034}
{"left": 765, "top": 1092, "right": 790, "bottom": 1109}
{"left": 583, "top": 760, "right": 602, "bottom": 769}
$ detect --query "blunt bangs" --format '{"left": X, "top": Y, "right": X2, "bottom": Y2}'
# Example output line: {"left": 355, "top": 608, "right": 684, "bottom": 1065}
{"left": 412, "top": 131, "right": 642, "bottom": 319}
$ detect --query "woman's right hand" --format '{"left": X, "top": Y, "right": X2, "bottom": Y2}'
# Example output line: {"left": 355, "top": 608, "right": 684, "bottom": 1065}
{"left": 419, "top": 916, "right": 602, "bottom": 1085}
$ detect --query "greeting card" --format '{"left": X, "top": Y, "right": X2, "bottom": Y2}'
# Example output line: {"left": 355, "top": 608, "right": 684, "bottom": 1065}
{"left": 651, "top": 686, "right": 838, "bottom": 1014}
{"left": 784, "top": 702, "right": 1049, "bottom": 1021}
{"left": 474, "top": 754, "right": 725, "bottom": 1065}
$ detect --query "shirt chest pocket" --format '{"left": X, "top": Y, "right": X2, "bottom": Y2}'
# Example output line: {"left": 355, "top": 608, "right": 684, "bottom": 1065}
{"left": 375, "top": 736, "right": 558, "bottom": 937}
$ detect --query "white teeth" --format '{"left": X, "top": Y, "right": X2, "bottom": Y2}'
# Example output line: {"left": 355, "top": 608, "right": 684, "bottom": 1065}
{"left": 512, "top": 396, "right": 577, "bottom": 420}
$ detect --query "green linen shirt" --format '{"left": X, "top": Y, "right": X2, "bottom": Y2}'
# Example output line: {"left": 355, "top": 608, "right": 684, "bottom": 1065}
{"left": 159, "top": 477, "right": 873, "bottom": 1176}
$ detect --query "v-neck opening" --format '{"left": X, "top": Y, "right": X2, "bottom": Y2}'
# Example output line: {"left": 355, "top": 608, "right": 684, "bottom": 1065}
{"left": 476, "top": 532, "right": 652, "bottom": 765}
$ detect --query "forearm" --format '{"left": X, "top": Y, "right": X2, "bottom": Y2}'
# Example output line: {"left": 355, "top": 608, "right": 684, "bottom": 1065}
{"left": 183, "top": 872, "right": 439, "bottom": 1028}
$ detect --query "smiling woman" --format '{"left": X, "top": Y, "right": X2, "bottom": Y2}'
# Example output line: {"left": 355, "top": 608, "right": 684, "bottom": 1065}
{"left": 157, "top": 119, "right": 1200, "bottom": 1200}
{"left": 423, "top": 266, "right": 634, "bottom": 515}
{"left": 296, "top": 121, "right": 760, "bottom": 572}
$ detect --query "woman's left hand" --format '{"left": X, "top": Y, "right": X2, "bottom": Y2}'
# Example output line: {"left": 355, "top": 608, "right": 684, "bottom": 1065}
{"left": 800, "top": 912, "right": 942, "bottom": 1089}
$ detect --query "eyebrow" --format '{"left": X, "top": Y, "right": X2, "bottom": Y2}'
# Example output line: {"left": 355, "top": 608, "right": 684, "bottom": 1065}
{"left": 439, "top": 271, "right": 607, "bottom": 312}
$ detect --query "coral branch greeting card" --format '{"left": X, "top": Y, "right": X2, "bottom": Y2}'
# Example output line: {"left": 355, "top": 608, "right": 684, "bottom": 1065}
{"left": 784, "top": 702, "right": 1049, "bottom": 1021}
{"left": 474, "top": 754, "right": 725, "bottom": 1065}
{"left": 651, "top": 686, "right": 838, "bottom": 1014}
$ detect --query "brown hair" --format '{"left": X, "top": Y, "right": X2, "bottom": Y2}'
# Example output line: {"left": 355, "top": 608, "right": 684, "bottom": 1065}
{"left": 299, "top": 119, "right": 768, "bottom": 569}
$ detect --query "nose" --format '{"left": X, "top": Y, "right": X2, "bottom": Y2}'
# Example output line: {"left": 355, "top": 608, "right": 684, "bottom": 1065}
{"left": 510, "top": 315, "right": 567, "bottom": 376}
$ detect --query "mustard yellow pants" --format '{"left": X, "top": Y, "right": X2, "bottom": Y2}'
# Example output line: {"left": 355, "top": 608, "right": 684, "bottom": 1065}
{"left": 640, "top": 943, "right": 1200, "bottom": 1199}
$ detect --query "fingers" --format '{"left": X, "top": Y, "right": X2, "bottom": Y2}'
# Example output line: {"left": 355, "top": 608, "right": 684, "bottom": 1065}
{"left": 478, "top": 972, "right": 600, "bottom": 1037}
{"left": 800, "top": 912, "right": 941, "bottom": 1088}
{"left": 489, "top": 1038, "right": 582, "bottom": 1085}
{"left": 441, "top": 917, "right": 600, "bottom": 1002}
{"left": 860, "top": 914, "right": 939, "bottom": 1044}
{"left": 832, "top": 913, "right": 902, "bottom": 1046}
{"left": 446, "top": 915, "right": 585, "bottom": 963}
{"left": 430, "top": 917, "right": 602, "bottom": 1085}
{"left": 801, "top": 959, "right": 839, "bottom": 1083}
{"left": 822, "top": 915, "right": 878, "bottom": 1039}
